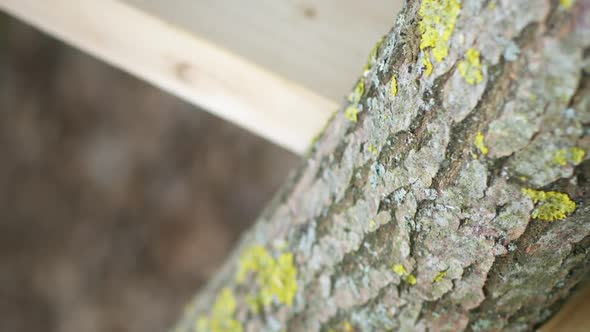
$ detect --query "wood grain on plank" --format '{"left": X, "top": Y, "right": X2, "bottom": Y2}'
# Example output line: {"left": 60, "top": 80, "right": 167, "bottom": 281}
{"left": 123, "top": 0, "right": 402, "bottom": 101}
{"left": 0, "top": 0, "right": 337, "bottom": 154}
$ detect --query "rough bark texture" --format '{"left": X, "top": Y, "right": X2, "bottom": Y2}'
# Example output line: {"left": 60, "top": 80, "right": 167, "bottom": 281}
{"left": 174, "top": 0, "right": 590, "bottom": 331}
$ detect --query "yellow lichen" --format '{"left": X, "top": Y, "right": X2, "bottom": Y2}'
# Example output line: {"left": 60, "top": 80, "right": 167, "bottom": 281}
{"left": 393, "top": 264, "right": 417, "bottom": 285}
{"left": 195, "top": 316, "right": 209, "bottom": 332}
{"left": 405, "top": 274, "right": 417, "bottom": 286}
{"left": 570, "top": 147, "right": 586, "bottom": 164}
{"left": 345, "top": 106, "right": 359, "bottom": 123}
{"left": 554, "top": 149, "right": 568, "bottom": 166}
{"left": 343, "top": 321, "right": 354, "bottom": 332}
{"left": 369, "top": 219, "right": 377, "bottom": 232}
{"left": 364, "top": 37, "right": 385, "bottom": 74}
{"left": 474, "top": 131, "right": 489, "bottom": 155}
{"left": 422, "top": 54, "right": 433, "bottom": 76}
{"left": 214, "top": 289, "right": 237, "bottom": 321}
{"left": 393, "top": 264, "right": 408, "bottom": 276}
{"left": 345, "top": 78, "right": 364, "bottom": 123}
{"left": 236, "top": 245, "right": 298, "bottom": 310}
{"left": 348, "top": 79, "right": 365, "bottom": 104}
{"left": 423, "top": 54, "right": 434, "bottom": 76}
{"left": 271, "top": 253, "right": 298, "bottom": 305}
{"left": 458, "top": 48, "right": 484, "bottom": 85}
{"left": 368, "top": 144, "right": 379, "bottom": 155}
{"left": 434, "top": 270, "right": 447, "bottom": 283}
{"left": 236, "top": 245, "right": 273, "bottom": 283}
{"left": 196, "top": 288, "right": 243, "bottom": 332}
{"left": 522, "top": 188, "right": 576, "bottom": 221}
{"left": 419, "top": 0, "right": 462, "bottom": 63}
{"left": 554, "top": 147, "right": 585, "bottom": 166}
{"left": 327, "top": 321, "right": 354, "bottom": 332}
{"left": 391, "top": 75, "right": 398, "bottom": 97}
{"left": 245, "top": 295, "right": 261, "bottom": 314}
{"left": 560, "top": 0, "right": 576, "bottom": 9}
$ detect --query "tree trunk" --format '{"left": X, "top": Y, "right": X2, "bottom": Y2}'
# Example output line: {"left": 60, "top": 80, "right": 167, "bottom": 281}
{"left": 174, "top": 0, "right": 590, "bottom": 331}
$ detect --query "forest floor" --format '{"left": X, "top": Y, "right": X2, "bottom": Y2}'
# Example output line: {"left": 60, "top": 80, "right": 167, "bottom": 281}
{"left": 0, "top": 13, "right": 297, "bottom": 332}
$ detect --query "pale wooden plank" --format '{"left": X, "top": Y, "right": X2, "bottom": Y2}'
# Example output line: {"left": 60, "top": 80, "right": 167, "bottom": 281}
{"left": 540, "top": 284, "right": 590, "bottom": 332}
{"left": 124, "top": 0, "right": 402, "bottom": 101}
{"left": 0, "top": 0, "right": 337, "bottom": 155}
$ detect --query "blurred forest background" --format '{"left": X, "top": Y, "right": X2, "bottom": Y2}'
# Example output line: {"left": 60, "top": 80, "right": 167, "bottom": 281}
{"left": 0, "top": 13, "right": 298, "bottom": 332}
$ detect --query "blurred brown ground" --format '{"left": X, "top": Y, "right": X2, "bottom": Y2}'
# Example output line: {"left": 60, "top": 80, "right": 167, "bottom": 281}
{"left": 0, "top": 13, "right": 298, "bottom": 332}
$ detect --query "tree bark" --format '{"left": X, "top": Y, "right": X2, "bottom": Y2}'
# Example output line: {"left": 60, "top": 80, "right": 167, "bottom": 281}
{"left": 175, "top": 0, "right": 590, "bottom": 331}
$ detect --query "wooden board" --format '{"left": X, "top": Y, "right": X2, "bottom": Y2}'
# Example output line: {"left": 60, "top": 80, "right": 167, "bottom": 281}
{"left": 123, "top": 0, "right": 402, "bottom": 101}
{"left": 0, "top": 0, "right": 338, "bottom": 155}
{"left": 539, "top": 284, "right": 590, "bottom": 332}
{"left": 1, "top": 0, "right": 401, "bottom": 155}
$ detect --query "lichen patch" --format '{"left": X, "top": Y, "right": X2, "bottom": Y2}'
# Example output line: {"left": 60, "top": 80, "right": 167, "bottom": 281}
{"left": 458, "top": 48, "right": 484, "bottom": 85}
{"left": 422, "top": 53, "right": 433, "bottom": 76}
{"left": 474, "top": 131, "right": 489, "bottom": 155}
{"left": 521, "top": 188, "right": 576, "bottom": 221}
{"left": 195, "top": 288, "right": 243, "bottom": 332}
{"left": 345, "top": 78, "right": 365, "bottom": 123}
{"left": 419, "top": 0, "right": 461, "bottom": 62}
{"left": 434, "top": 270, "right": 447, "bottom": 283}
{"left": 553, "top": 147, "right": 585, "bottom": 166}
{"left": 348, "top": 79, "right": 365, "bottom": 104}
{"left": 390, "top": 75, "right": 398, "bottom": 97}
{"left": 236, "top": 245, "right": 298, "bottom": 310}
{"left": 344, "top": 106, "right": 359, "bottom": 123}
{"left": 392, "top": 264, "right": 408, "bottom": 276}
{"left": 560, "top": 0, "right": 576, "bottom": 9}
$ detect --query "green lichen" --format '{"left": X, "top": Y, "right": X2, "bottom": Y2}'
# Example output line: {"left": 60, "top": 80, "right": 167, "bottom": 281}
{"left": 390, "top": 75, "right": 398, "bottom": 97}
{"left": 554, "top": 147, "right": 585, "bottom": 166}
{"left": 434, "top": 270, "right": 447, "bottom": 283}
{"left": 196, "top": 288, "right": 243, "bottom": 332}
{"left": 522, "top": 188, "right": 576, "bottom": 221}
{"left": 560, "top": 0, "right": 576, "bottom": 9}
{"left": 236, "top": 245, "right": 298, "bottom": 310}
{"left": 419, "top": 0, "right": 461, "bottom": 63}
{"left": 474, "top": 131, "right": 489, "bottom": 155}
{"left": 458, "top": 48, "right": 484, "bottom": 85}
